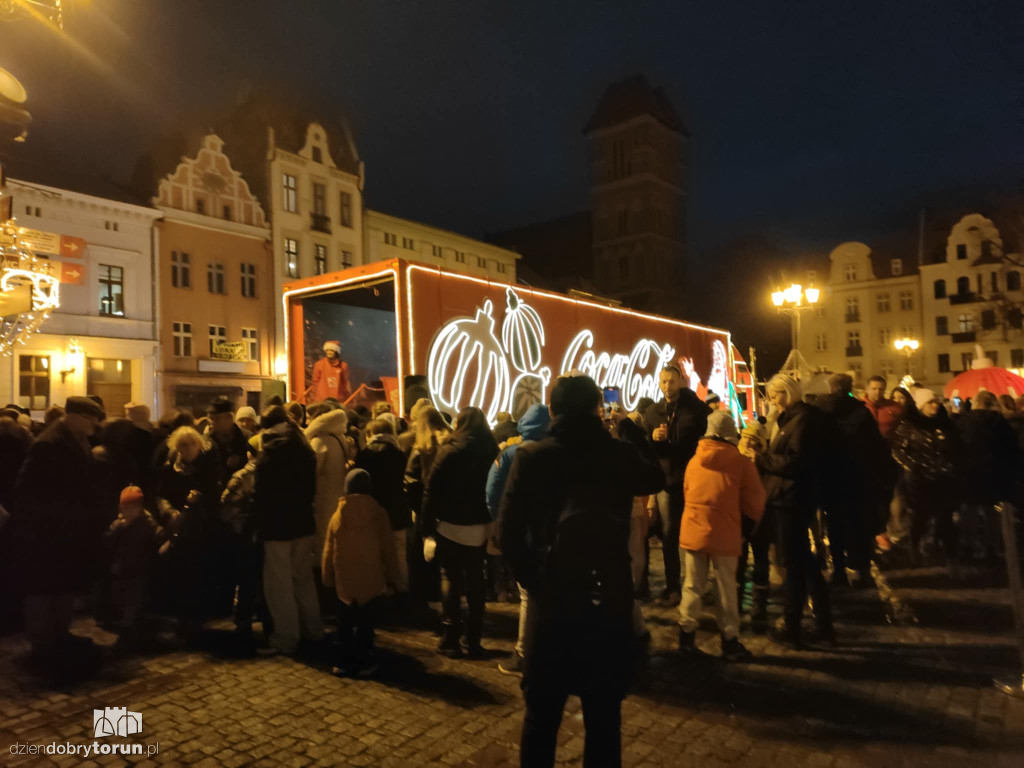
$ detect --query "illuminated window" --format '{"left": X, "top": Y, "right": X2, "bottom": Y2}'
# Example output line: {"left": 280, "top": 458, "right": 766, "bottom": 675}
{"left": 18, "top": 355, "right": 50, "bottom": 410}
{"left": 240, "top": 263, "right": 256, "bottom": 297}
{"left": 285, "top": 238, "right": 299, "bottom": 277}
{"left": 172, "top": 322, "right": 192, "bottom": 357}
{"left": 283, "top": 174, "right": 297, "bottom": 213}
{"left": 314, "top": 244, "right": 327, "bottom": 275}
{"left": 171, "top": 251, "right": 191, "bottom": 288}
{"left": 208, "top": 325, "right": 227, "bottom": 356}
{"left": 98, "top": 264, "right": 124, "bottom": 317}
{"left": 241, "top": 327, "right": 258, "bottom": 361}
{"left": 958, "top": 313, "right": 972, "bottom": 332}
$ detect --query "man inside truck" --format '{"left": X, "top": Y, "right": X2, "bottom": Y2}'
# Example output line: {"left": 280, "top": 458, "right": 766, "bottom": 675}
{"left": 311, "top": 340, "right": 352, "bottom": 403}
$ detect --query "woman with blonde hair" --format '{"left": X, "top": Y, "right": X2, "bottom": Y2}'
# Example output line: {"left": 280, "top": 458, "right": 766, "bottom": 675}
{"left": 404, "top": 407, "right": 452, "bottom": 609}
{"left": 156, "top": 426, "right": 222, "bottom": 640}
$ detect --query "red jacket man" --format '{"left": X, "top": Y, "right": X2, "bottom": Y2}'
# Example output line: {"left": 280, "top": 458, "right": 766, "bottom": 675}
{"left": 311, "top": 340, "right": 351, "bottom": 403}
{"left": 862, "top": 375, "right": 902, "bottom": 439}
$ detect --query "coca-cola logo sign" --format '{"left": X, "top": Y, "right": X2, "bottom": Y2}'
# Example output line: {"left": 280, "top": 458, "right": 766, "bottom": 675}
{"left": 559, "top": 330, "right": 675, "bottom": 412}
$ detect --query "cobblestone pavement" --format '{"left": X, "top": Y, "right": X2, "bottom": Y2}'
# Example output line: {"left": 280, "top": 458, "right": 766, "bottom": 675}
{"left": 3, "top": 549, "right": 1024, "bottom": 767}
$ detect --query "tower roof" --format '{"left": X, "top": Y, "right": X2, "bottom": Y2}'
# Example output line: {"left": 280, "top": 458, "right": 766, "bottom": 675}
{"left": 584, "top": 74, "right": 686, "bottom": 135}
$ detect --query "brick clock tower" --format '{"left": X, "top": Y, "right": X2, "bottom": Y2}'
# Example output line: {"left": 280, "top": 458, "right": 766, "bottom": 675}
{"left": 585, "top": 75, "right": 687, "bottom": 315}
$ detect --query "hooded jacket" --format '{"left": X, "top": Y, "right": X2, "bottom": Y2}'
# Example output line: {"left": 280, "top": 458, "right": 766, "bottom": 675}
{"left": 321, "top": 493, "right": 400, "bottom": 605}
{"left": 253, "top": 423, "right": 316, "bottom": 541}
{"left": 643, "top": 388, "right": 711, "bottom": 489}
{"left": 305, "top": 409, "right": 353, "bottom": 553}
{"left": 680, "top": 438, "right": 765, "bottom": 556}
{"left": 486, "top": 403, "right": 550, "bottom": 518}
{"left": 422, "top": 427, "right": 498, "bottom": 533}
{"left": 354, "top": 436, "right": 411, "bottom": 531}
{"left": 757, "top": 400, "right": 837, "bottom": 515}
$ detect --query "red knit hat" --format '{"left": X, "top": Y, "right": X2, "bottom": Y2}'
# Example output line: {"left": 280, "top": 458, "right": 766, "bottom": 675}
{"left": 119, "top": 486, "right": 144, "bottom": 507}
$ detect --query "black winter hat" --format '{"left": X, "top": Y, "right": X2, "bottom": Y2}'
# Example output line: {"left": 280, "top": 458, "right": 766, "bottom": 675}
{"left": 345, "top": 468, "right": 372, "bottom": 495}
{"left": 207, "top": 396, "right": 234, "bottom": 416}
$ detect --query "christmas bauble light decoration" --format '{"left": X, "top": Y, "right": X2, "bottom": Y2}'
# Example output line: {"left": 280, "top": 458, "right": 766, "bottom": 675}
{"left": 427, "top": 298, "right": 510, "bottom": 423}
{"left": 501, "top": 287, "right": 545, "bottom": 374}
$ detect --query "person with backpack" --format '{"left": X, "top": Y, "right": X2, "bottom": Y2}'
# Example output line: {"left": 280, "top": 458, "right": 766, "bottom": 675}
{"left": 498, "top": 375, "right": 663, "bottom": 768}
{"left": 485, "top": 402, "right": 551, "bottom": 676}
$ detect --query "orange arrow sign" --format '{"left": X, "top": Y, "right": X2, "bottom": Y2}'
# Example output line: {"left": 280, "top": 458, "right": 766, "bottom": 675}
{"left": 58, "top": 262, "right": 86, "bottom": 285}
{"left": 60, "top": 235, "right": 87, "bottom": 259}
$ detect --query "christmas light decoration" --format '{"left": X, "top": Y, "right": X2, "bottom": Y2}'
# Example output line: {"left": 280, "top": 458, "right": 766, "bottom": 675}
{"left": 0, "top": 219, "right": 60, "bottom": 355}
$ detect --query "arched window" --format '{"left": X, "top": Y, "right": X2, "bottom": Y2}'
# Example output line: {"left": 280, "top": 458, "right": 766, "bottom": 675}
{"left": 933, "top": 279, "right": 946, "bottom": 299}
{"left": 956, "top": 276, "right": 970, "bottom": 295}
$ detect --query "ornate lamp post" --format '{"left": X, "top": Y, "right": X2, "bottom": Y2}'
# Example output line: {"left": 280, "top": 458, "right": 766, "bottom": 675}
{"left": 771, "top": 283, "right": 820, "bottom": 352}
{"left": 894, "top": 337, "right": 919, "bottom": 377}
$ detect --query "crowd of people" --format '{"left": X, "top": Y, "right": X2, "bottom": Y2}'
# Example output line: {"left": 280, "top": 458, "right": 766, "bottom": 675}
{"left": 1, "top": 366, "right": 1023, "bottom": 767}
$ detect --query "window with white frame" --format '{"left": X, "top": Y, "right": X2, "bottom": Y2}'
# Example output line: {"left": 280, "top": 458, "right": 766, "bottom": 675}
{"left": 341, "top": 250, "right": 352, "bottom": 269}
{"left": 314, "top": 244, "right": 327, "bottom": 275}
{"left": 98, "top": 264, "right": 125, "bottom": 317}
{"left": 208, "top": 325, "right": 226, "bottom": 356}
{"left": 879, "top": 328, "right": 891, "bottom": 346}
{"left": 877, "top": 292, "right": 890, "bottom": 313}
{"left": 171, "top": 251, "right": 191, "bottom": 288}
{"left": 851, "top": 362, "right": 862, "bottom": 379}
{"left": 285, "top": 238, "right": 299, "bottom": 277}
{"left": 844, "top": 263, "right": 857, "bottom": 282}
{"left": 845, "top": 297, "right": 859, "bottom": 321}
{"left": 240, "top": 263, "right": 256, "bottom": 297}
{"left": 815, "top": 333, "right": 827, "bottom": 351}
{"left": 847, "top": 330, "right": 861, "bottom": 348}
{"left": 455, "top": 251, "right": 466, "bottom": 264}
{"left": 431, "top": 244, "right": 442, "bottom": 258}
{"left": 340, "top": 192, "right": 353, "bottom": 228}
{"left": 881, "top": 360, "right": 895, "bottom": 377}
{"left": 172, "top": 322, "right": 192, "bottom": 357}
{"left": 476, "top": 256, "right": 486, "bottom": 268}
{"left": 241, "top": 327, "right": 258, "bottom": 361}
{"left": 891, "top": 258, "right": 902, "bottom": 276}
{"left": 958, "top": 313, "right": 972, "bottom": 332}
{"left": 207, "top": 262, "right": 226, "bottom": 295}
{"left": 283, "top": 173, "right": 297, "bottom": 213}
{"left": 899, "top": 291, "right": 913, "bottom": 310}
{"left": 18, "top": 355, "right": 50, "bottom": 410}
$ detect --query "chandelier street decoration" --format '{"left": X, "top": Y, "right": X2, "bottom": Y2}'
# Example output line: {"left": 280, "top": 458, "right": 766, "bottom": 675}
{"left": 0, "top": 219, "right": 60, "bottom": 355}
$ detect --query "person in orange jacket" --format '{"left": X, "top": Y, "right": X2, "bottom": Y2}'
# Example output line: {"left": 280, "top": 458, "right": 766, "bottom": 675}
{"left": 311, "top": 340, "right": 351, "bottom": 403}
{"left": 678, "top": 411, "right": 766, "bottom": 661}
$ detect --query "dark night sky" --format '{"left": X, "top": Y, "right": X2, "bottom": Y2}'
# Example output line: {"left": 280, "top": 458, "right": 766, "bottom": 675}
{"left": 4, "top": 0, "right": 1023, "bottom": 272}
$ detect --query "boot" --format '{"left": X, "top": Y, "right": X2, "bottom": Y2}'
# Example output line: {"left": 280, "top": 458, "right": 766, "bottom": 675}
{"left": 721, "top": 635, "right": 753, "bottom": 662}
{"left": 437, "top": 620, "right": 463, "bottom": 658}
{"left": 769, "top": 617, "right": 802, "bottom": 650}
{"left": 750, "top": 585, "right": 769, "bottom": 623}
{"left": 678, "top": 627, "right": 698, "bottom": 655}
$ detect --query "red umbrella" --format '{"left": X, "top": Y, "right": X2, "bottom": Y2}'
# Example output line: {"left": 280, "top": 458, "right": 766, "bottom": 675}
{"left": 943, "top": 358, "right": 1024, "bottom": 401}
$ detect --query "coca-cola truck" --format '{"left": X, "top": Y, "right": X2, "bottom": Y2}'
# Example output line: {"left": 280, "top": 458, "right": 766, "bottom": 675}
{"left": 283, "top": 259, "right": 737, "bottom": 422}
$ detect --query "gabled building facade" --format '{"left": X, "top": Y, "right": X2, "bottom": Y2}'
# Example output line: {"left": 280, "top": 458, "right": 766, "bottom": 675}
{"left": 153, "top": 134, "right": 275, "bottom": 414}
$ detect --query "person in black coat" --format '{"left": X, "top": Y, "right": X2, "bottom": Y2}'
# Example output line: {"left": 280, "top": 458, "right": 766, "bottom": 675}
{"left": 955, "top": 390, "right": 1019, "bottom": 559}
{"left": 817, "top": 373, "right": 894, "bottom": 587}
{"left": 422, "top": 406, "right": 498, "bottom": 657}
{"left": 758, "top": 375, "right": 837, "bottom": 648}
{"left": 13, "top": 397, "right": 105, "bottom": 664}
{"left": 643, "top": 365, "right": 711, "bottom": 605}
{"left": 498, "top": 375, "right": 663, "bottom": 768}
{"left": 253, "top": 406, "right": 323, "bottom": 654}
{"left": 355, "top": 418, "right": 412, "bottom": 594}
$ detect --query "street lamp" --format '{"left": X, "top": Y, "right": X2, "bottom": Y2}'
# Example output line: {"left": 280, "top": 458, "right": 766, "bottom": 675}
{"left": 894, "top": 337, "right": 919, "bottom": 376}
{"left": 770, "top": 282, "right": 820, "bottom": 352}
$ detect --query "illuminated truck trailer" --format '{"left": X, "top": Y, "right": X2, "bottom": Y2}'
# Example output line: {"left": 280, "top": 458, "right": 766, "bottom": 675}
{"left": 283, "top": 259, "right": 735, "bottom": 422}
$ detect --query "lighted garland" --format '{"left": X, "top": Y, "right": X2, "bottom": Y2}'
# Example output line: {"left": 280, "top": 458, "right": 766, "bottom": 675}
{"left": 0, "top": 220, "right": 60, "bottom": 356}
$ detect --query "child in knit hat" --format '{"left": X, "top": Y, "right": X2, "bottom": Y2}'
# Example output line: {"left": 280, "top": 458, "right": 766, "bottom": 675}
{"left": 102, "top": 486, "right": 166, "bottom": 647}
